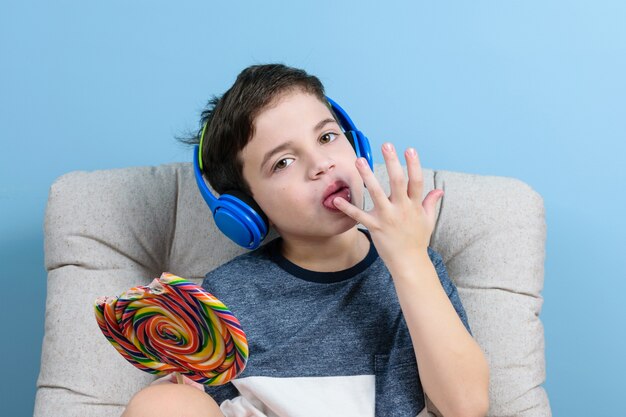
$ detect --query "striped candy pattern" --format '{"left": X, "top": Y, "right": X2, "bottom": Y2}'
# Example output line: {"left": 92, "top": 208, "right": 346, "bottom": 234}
{"left": 94, "top": 272, "right": 248, "bottom": 385}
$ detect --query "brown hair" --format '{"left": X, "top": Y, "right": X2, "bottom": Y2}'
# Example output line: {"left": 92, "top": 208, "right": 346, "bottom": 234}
{"left": 178, "top": 63, "right": 327, "bottom": 196}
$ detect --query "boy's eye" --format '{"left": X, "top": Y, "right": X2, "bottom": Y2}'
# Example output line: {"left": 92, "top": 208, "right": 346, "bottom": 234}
{"left": 319, "top": 132, "right": 338, "bottom": 144}
{"left": 273, "top": 158, "right": 294, "bottom": 172}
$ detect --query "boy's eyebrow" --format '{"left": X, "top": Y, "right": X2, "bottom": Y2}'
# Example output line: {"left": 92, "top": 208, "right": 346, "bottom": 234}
{"left": 259, "top": 117, "right": 338, "bottom": 172}
{"left": 313, "top": 117, "right": 338, "bottom": 132}
{"left": 260, "top": 141, "right": 295, "bottom": 172}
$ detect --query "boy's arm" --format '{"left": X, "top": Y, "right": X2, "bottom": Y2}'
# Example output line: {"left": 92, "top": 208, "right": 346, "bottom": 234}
{"left": 333, "top": 143, "right": 489, "bottom": 417}
{"left": 388, "top": 249, "right": 488, "bottom": 417}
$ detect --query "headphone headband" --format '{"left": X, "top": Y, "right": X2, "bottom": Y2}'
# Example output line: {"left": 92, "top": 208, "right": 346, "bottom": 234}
{"left": 326, "top": 97, "right": 358, "bottom": 132}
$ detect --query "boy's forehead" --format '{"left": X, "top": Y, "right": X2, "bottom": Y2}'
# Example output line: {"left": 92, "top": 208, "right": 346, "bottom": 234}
{"left": 239, "top": 91, "right": 339, "bottom": 174}
{"left": 248, "top": 91, "right": 335, "bottom": 149}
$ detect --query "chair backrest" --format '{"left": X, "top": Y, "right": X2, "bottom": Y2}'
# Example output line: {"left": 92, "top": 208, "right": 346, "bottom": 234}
{"left": 35, "top": 162, "right": 551, "bottom": 417}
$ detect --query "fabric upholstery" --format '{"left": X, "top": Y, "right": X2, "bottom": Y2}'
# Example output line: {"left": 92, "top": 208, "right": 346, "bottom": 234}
{"left": 35, "top": 162, "right": 550, "bottom": 416}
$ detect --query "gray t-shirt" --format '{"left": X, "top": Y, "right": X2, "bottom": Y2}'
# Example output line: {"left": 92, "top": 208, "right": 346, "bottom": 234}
{"left": 202, "top": 228, "right": 471, "bottom": 416}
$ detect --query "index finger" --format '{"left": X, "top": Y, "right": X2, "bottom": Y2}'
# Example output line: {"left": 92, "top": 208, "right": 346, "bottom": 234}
{"left": 355, "top": 157, "right": 390, "bottom": 210}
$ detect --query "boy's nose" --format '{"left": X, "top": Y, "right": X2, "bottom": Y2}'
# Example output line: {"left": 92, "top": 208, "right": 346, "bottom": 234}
{"left": 308, "top": 155, "right": 335, "bottom": 179}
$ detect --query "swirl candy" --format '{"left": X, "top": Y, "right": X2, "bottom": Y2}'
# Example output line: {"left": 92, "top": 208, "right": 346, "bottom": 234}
{"left": 94, "top": 272, "right": 248, "bottom": 385}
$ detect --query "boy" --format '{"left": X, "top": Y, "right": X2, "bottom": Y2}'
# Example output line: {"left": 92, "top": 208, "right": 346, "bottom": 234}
{"left": 123, "top": 64, "right": 489, "bottom": 417}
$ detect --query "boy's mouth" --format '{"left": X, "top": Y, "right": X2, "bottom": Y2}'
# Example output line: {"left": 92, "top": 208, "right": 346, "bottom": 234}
{"left": 322, "top": 180, "right": 352, "bottom": 211}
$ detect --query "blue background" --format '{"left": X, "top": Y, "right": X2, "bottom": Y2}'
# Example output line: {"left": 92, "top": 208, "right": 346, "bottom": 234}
{"left": 1, "top": 1, "right": 624, "bottom": 416}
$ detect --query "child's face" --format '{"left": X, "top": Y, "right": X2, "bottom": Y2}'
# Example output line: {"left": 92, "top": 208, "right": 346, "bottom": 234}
{"left": 241, "top": 89, "right": 365, "bottom": 241}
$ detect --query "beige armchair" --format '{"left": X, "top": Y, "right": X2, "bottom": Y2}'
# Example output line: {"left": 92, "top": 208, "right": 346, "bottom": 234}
{"left": 36, "top": 162, "right": 551, "bottom": 416}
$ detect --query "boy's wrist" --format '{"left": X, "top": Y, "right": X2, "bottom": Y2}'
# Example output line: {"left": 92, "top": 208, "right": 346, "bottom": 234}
{"left": 385, "top": 249, "right": 434, "bottom": 283}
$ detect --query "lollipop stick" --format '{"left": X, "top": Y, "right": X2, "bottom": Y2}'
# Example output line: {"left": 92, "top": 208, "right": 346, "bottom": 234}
{"left": 175, "top": 372, "right": 184, "bottom": 384}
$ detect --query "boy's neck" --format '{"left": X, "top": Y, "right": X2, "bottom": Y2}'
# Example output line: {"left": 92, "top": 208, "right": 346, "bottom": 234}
{"left": 278, "top": 227, "right": 371, "bottom": 273}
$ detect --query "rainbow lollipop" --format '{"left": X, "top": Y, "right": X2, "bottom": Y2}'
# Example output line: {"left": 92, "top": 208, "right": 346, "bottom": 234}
{"left": 94, "top": 272, "right": 248, "bottom": 385}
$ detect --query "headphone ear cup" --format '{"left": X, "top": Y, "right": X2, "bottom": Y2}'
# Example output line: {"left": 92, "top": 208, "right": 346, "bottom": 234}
{"left": 213, "top": 190, "right": 269, "bottom": 250}
{"left": 345, "top": 130, "right": 374, "bottom": 170}
{"left": 225, "top": 189, "right": 269, "bottom": 231}
{"left": 193, "top": 144, "right": 269, "bottom": 250}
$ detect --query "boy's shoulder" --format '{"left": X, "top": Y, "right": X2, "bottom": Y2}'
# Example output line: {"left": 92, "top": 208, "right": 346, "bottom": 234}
{"left": 207, "top": 240, "right": 275, "bottom": 271}
{"left": 202, "top": 238, "right": 279, "bottom": 283}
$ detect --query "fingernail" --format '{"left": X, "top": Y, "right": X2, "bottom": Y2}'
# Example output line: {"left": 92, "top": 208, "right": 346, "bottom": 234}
{"left": 357, "top": 158, "right": 367, "bottom": 167}
{"left": 407, "top": 148, "right": 417, "bottom": 157}
{"left": 383, "top": 143, "right": 394, "bottom": 152}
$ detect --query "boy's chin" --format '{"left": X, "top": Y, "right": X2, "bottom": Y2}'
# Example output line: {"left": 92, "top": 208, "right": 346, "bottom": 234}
{"left": 323, "top": 216, "right": 360, "bottom": 235}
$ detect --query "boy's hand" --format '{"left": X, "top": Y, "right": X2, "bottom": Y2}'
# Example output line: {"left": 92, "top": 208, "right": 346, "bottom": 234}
{"left": 333, "top": 143, "right": 443, "bottom": 268}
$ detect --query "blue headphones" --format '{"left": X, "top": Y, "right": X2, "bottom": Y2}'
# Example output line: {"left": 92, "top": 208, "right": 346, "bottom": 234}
{"left": 193, "top": 96, "right": 373, "bottom": 250}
